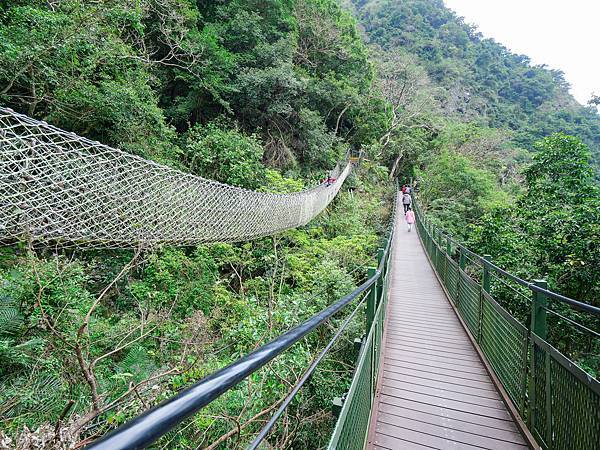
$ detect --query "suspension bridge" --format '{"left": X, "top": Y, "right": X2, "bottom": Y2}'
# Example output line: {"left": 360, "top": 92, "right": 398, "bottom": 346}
{"left": 0, "top": 109, "right": 598, "bottom": 449}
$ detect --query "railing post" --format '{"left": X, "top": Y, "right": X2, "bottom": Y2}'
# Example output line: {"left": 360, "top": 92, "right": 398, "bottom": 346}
{"left": 530, "top": 279, "right": 548, "bottom": 340}
{"left": 366, "top": 267, "right": 377, "bottom": 334}
{"left": 446, "top": 235, "right": 452, "bottom": 256}
{"left": 476, "top": 255, "right": 492, "bottom": 342}
{"left": 377, "top": 247, "right": 385, "bottom": 305}
{"left": 432, "top": 227, "right": 438, "bottom": 266}
{"left": 482, "top": 255, "right": 492, "bottom": 293}
{"left": 455, "top": 246, "right": 466, "bottom": 307}
{"left": 528, "top": 279, "right": 548, "bottom": 437}
{"left": 459, "top": 246, "right": 466, "bottom": 270}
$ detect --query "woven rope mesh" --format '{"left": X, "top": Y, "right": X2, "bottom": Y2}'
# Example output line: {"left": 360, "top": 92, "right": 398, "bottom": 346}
{"left": 0, "top": 107, "right": 351, "bottom": 248}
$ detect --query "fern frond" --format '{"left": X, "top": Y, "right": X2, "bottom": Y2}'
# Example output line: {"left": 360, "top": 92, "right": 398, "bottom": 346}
{"left": 0, "top": 295, "right": 22, "bottom": 336}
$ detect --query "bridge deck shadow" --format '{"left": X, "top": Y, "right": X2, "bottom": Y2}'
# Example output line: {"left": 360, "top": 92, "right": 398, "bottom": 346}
{"left": 366, "top": 202, "right": 529, "bottom": 450}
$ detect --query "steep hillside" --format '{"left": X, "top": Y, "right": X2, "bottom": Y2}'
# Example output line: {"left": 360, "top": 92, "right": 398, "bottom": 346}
{"left": 350, "top": 0, "right": 600, "bottom": 165}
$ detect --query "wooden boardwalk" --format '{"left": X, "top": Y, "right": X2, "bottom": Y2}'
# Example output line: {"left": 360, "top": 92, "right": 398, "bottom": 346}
{"left": 366, "top": 205, "right": 529, "bottom": 450}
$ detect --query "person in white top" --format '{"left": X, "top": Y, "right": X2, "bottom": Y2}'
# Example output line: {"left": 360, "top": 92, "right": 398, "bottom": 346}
{"left": 402, "top": 192, "right": 412, "bottom": 213}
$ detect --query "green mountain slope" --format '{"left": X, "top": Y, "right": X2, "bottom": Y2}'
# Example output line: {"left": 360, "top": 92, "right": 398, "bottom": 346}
{"left": 350, "top": 0, "right": 600, "bottom": 166}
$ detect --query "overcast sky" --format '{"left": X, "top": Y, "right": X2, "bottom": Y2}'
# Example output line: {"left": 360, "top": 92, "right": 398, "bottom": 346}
{"left": 443, "top": 0, "right": 599, "bottom": 106}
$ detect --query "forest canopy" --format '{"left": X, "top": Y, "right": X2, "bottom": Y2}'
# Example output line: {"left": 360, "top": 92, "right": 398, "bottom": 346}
{"left": 0, "top": 0, "right": 598, "bottom": 448}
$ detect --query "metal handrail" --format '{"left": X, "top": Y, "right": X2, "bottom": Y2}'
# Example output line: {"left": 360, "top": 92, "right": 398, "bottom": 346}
{"left": 247, "top": 292, "right": 368, "bottom": 449}
{"left": 85, "top": 280, "right": 378, "bottom": 449}
{"left": 415, "top": 201, "right": 599, "bottom": 316}
{"left": 413, "top": 197, "right": 599, "bottom": 450}
{"left": 86, "top": 190, "right": 398, "bottom": 450}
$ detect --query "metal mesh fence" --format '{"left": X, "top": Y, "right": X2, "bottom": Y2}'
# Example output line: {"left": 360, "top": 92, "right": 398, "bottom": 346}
{"left": 0, "top": 107, "right": 351, "bottom": 248}
{"left": 530, "top": 335, "right": 600, "bottom": 450}
{"left": 457, "top": 270, "right": 481, "bottom": 338}
{"left": 329, "top": 313, "right": 375, "bottom": 450}
{"left": 480, "top": 291, "right": 528, "bottom": 415}
{"left": 445, "top": 256, "right": 459, "bottom": 304}
{"left": 414, "top": 199, "right": 600, "bottom": 450}
{"left": 531, "top": 339, "right": 550, "bottom": 447}
{"left": 328, "top": 200, "right": 396, "bottom": 450}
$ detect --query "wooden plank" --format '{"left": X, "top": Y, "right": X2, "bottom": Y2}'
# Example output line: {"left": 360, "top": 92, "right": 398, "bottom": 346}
{"left": 386, "top": 319, "right": 464, "bottom": 331}
{"left": 387, "top": 319, "right": 464, "bottom": 330}
{"left": 385, "top": 336, "right": 480, "bottom": 353}
{"left": 378, "top": 395, "right": 518, "bottom": 432}
{"left": 375, "top": 422, "right": 480, "bottom": 449}
{"left": 388, "top": 311, "right": 458, "bottom": 321}
{"left": 381, "top": 382, "right": 513, "bottom": 420}
{"left": 372, "top": 432, "right": 437, "bottom": 450}
{"left": 377, "top": 413, "right": 528, "bottom": 449}
{"left": 384, "top": 359, "right": 492, "bottom": 385}
{"left": 385, "top": 331, "right": 476, "bottom": 346}
{"left": 385, "top": 330, "right": 472, "bottom": 344}
{"left": 381, "top": 382, "right": 507, "bottom": 411}
{"left": 388, "top": 308, "right": 455, "bottom": 316}
{"left": 385, "top": 342, "right": 482, "bottom": 362}
{"left": 382, "top": 370, "right": 500, "bottom": 399}
{"left": 383, "top": 363, "right": 497, "bottom": 390}
{"left": 378, "top": 401, "right": 525, "bottom": 443}
{"left": 373, "top": 446, "right": 428, "bottom": 450}
{"left": 385, "top": 349, "right": 487, "bottom": 370}
{"left": 384, "top": 354, "right": 488, "bottom": 378}
{"left": 384, "top": 325, "right": 468, "bottom": 339}
{"left": 385, "top": 350, "right": 481, "bottom": 368}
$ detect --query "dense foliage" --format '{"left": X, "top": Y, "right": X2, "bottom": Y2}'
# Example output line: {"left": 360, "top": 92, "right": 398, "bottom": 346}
{"left": 0, "top": 0, "right": 392, "bottom": 448}
{"left": 0, "top": 0, "right": 387, "bottom": 170}
{"left": 1, "top": 0, "right": 599, "bottom": 447}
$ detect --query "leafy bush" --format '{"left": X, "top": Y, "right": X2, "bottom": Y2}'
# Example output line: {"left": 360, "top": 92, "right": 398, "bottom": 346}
{"left": 183, "top": 123, "right": 266, "bottom": 188}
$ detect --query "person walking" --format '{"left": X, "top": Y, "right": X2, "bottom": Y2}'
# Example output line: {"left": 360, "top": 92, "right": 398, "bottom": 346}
{"left": 402, "top": 192, "right": 412, "bottom": 213}
{"left": 405, "top": 207, "right": 415, "bottom": 232}
{"left": 401, "top": 184, "right": 407, "bottom": 194}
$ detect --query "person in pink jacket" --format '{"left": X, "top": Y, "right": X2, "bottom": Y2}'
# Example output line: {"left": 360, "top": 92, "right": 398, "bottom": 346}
{"left": 405, "top": 207, "right": 415, "bottom": 232}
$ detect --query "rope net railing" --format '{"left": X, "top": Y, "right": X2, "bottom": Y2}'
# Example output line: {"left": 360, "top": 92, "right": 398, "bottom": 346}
{"left": 0, "top": 107, "right": 351, "bottom": 248}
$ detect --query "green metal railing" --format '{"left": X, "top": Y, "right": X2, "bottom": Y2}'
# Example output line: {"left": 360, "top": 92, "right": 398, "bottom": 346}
{"left": 413, "top": 200, "right": 600, "bottom": 450}
{"left": 328, "top": 196, "right": 396, "bottom": 450}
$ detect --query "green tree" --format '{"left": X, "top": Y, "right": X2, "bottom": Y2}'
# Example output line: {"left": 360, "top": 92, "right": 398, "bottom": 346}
{"left": 520, "top": 134, "right": 599, "bottom": 302}
{"left": 183, "top": 123, "right": 266, "bottom": 188}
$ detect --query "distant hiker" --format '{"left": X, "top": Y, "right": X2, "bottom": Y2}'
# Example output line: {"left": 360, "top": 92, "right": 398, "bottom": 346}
{"left": 326, "top": 176, "right": 336, "bottom": 186}
{"left": 402, "top": 192, "right": 412, "bottom": 213}
{"left": 405, "top": 207, "right": 415, "bottom": 232}
{"left": 401, "top": 184, "right": 407, "bottom": 194}
{"left": 405, "top": 185, "right": 412, "bottom": 195}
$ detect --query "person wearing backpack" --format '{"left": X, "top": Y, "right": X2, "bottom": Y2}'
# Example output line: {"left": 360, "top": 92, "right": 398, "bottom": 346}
{"left": 402, "top": 192, "right": 412, "bottom": 213}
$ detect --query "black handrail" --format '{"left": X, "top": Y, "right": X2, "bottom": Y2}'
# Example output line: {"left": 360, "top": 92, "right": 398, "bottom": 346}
{"left": 247, "top": 292, "right": 368, "bottom": 449}
{"left": 85, "top": 276, "right": 377, "bottom": 449}
{"left": 86, "top": 192, "right": 397, "bottom": 450}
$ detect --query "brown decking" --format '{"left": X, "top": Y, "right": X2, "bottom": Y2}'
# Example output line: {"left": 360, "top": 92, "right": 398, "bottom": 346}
{"left": 366, "top": 205, "right": 528, "bottom": 450}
